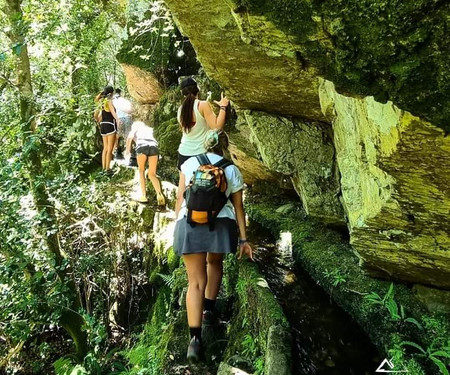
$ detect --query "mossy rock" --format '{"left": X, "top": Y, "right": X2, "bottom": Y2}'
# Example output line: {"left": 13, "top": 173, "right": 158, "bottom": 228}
{"left": 225, "top": 261, "right": 289, "bottom": 372}
{"left": 231, "top": 0, "right": 450, "bottom": 132}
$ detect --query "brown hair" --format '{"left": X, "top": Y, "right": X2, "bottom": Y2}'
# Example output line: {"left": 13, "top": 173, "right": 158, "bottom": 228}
{"left": 180, "top": 80, "right": 200, "bottom": 133}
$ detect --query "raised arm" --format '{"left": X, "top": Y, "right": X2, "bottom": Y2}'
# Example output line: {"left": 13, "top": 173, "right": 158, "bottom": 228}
{"left": 94, "top": 92, "right": 103, "bottom": 102}
{"left": 199, "top": 92, "right": 229, "bottom": 129}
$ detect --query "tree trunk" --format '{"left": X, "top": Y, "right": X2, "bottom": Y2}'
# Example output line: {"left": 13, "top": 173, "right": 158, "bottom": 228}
{"left": 2, "top": 0, "right": 88, "bottom": 360}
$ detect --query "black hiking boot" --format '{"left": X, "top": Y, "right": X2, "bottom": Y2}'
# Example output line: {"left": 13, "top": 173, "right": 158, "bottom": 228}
{"left": 187, "top": 336, "right": 204, "bottom": 363}
{"left": 201, "top": 310, "right": 222, "bottom": 350}
{"left": 202, "top": 309, "right": 221, "bottom": 327}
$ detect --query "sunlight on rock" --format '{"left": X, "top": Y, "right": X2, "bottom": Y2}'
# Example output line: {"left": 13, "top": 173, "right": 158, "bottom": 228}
{"left": 153, "top": 210, "right": 176, "bottom": 254}
{"left": 283, "top": 271, "right": 297, "bottom": 285}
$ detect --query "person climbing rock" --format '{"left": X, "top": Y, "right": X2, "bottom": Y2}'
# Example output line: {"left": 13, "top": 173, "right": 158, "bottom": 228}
{"left": 174, "top": 130, "right": 253, "bottom": 363}
{"left": 177, "top": 77, "right": 230, "bottom": 171}
{"left": 113, "top": 88, "right": 133, "bottom": 159}
{"left": 126, "top": 120, "right": 165, "bottom": 205}
{"left": 95, "top": 85, "right": 121, "bottom": 172}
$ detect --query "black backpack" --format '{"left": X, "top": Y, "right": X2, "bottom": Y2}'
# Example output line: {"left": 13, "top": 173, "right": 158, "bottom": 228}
{"left": 184, "top": 154, "right": 233, "bottom": 231}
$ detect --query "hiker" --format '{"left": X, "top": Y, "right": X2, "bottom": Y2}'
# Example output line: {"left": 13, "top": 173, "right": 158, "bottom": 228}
{"left": 113, "top": 88, "right": 133, "bottom": 158}
{"left": 95, "top": 86, "right": 121, "bottom": 172}
{"left": 174, "top": 129, "right": 253, "bottom": 362}
{"left": 177, "top": 77, "right": 230, "bottom": 171}
{"left": 126, "top": 120, "right": 165, "bottom": 205}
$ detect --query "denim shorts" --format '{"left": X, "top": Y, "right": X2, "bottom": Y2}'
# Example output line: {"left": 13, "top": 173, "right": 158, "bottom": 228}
{"left": 135, "top": 144, "right": 159, "bottom": 156}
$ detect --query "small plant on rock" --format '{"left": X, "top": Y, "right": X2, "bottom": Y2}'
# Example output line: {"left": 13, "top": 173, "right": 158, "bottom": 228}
{"left": 401, "top": 340, "right": 450, "bottom": 375}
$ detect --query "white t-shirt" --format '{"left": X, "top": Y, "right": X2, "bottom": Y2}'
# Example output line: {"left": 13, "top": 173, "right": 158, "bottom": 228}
{"left": 113, "top": 96, "right": 132, "bottom": 119}
{"left": 128, "top": 121, "right": 158, "bottom": 148}
{"left": 177, "top": 153, "right": 244, "bottom": 221}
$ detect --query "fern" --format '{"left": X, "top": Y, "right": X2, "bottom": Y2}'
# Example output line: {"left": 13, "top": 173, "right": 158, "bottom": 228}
{"left": 157, "top": 273, "right": 175, "bottom": 288}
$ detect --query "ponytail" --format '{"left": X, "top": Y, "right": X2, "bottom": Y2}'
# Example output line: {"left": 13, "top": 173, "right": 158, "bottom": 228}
{"left": 180, "top": 78, "right": 199, "bottom": 133}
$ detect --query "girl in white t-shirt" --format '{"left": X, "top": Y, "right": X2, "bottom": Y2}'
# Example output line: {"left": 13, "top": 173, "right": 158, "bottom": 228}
{"left": 174, "top": 130, "right": 253, "bottom": 363}
{"left": 126, "top": 121, "right": 165, "bottom": 205}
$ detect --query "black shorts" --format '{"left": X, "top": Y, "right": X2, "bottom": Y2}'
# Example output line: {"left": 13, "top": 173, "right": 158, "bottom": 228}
{"left": 100, "top": 122, "right": 117, "bottom": 136}
{"left": 136, "top": 144, "right": 159, "bottom": 156}
{"left": 177, "top": 152, "right": 197, "bottom": 170}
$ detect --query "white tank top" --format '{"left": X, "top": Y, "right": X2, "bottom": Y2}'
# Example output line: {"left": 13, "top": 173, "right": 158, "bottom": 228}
{"left": 177, "top": 99, "right": 208, "bottom": 156}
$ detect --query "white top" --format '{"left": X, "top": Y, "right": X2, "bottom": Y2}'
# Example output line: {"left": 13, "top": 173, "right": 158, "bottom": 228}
{"left": 177, "top": 153, "right": 244, "bottom": 221}
{"left": 177, "top": 99, "right": 208, "bottom": 156}
{"left": 113, "top": 96, "right": 132, "bottom": 119}
{"left": 128, "top": 121, "right": 158, "bottom": 148}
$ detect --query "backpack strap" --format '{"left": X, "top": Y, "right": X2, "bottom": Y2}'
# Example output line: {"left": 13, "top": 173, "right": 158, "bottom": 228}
{"left": 187, "top": 209, "right": 196, "bottom": 228}
{"left": 213, "top": 158, "right": 233, "bottom": 169}
{"left": 196, "top": 154, "right": 210, "bottom": 166}
{"left": 208, "top": 211, "right": 215, "bottom": 231}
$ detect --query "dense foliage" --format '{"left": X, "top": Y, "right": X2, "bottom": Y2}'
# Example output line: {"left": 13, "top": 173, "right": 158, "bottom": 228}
{"left": 0, "top": 1, "right": 163, "bottom": 373}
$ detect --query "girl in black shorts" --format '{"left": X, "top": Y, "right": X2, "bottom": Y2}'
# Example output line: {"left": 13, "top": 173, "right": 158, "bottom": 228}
{"left": 126, "top": 121, "right": 165, "bottom": 205}
{"left": 95, "top": 86, "right": 121, "bottom": 171}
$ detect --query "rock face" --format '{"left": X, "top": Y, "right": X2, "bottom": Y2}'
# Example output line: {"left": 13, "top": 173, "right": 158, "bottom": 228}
{"left": 137, "top": 1, "right": 450, "bottom": 289}
{"left": 164, "top": 0, "right": 324, "bottom": 121}
{"left": 320, "top": 80, "right": 450, "bottom": 288}
{"left": 237, "top": 110, "right": 343, "bottom": 223}
{"left": 120, "top": 63, "right": 162, "bottom": 104}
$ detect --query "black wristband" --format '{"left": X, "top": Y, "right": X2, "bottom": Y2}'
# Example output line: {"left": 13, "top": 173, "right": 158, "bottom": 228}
{"left": 239, "top": 239, "right": 247, "bottom": 245}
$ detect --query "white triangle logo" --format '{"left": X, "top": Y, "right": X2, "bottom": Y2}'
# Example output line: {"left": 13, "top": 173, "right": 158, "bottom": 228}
{"left": 376, "top": 358, "right": 409, "bottom": 373}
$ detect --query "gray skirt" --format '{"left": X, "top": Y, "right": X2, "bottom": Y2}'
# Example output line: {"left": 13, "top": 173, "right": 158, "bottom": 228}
{"left": 173, "top": 217, "right": 238, "bottom": 256}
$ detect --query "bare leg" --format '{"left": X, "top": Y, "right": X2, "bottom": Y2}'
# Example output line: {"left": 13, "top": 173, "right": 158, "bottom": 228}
{"left": 114, "top": 134, "right": 119, "bottom": 153}
{"left": 105, "top": 134, "right": 115, "bottom": 170}
{"left": 147, "top": 155, "right": 162, "bottom": 194}
{"left": 101, "top": 136, "right": 107, "bottom": 169}
{"left": 205, "top": 253, "right": 224, "bottom": 301}
{"left": 183, "top": 253, "right": 207, "bottom": 328}
{"left": 136, "top": 153, "right": 148, "bottom": 199}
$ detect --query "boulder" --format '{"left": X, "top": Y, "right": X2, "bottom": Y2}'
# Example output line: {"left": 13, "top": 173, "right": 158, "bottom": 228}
{"left": 320, "top": 79, "right": 450, "bottom": 288}
{"left": 237, "top": 110, "right": 344, "bottom": 224}
{"left": 164, "top": 0, "right": 324, "bottom": 121}
{"left": 120, "top": 63, "right": 163, "bottom": 104}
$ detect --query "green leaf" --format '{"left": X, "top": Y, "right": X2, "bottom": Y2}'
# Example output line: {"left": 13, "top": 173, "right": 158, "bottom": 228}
{"left": 432, "top": 350, "right": 450, "bottom": 359}
{"left": 430, "top": 356, "right": 449, "bottom": 375}
{"left": 400, "top": 340, "right": 426, "bottom": 354}
{"left": 0, "top": 52, "right": 6, "bottom": 61}
{"left": 383, "top": 283, "right": 394, "bottom": 303}
{"left": 405, "top": 317, "right": 423, "bottom": 330}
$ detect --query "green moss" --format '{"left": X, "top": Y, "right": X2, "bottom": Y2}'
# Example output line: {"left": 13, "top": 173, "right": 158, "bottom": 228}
{"left": 167, "top": 248, "right": 179, "bottom": 271}
{"left": 231, "top": 0, "right": 450, "bottom": 132}
{"left": 247, "top": 198, "right": 450, "bottom": 374}
{"left": 225, "top": 261, "right": 288, "bottom": 371}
